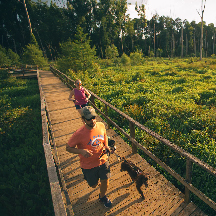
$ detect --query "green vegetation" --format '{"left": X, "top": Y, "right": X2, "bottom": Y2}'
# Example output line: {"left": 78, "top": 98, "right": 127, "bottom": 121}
{"left": 67, "top": 57, "right": 216, "bottom": 215}
{"left": 0, "top": 45, "right": 20, "bottom": 67}
{"left": 2, "top": 0, "right": 216, "bottom": 60}
{"left": 57, "top": 27, "right": 96, "bottom": 73}
{"left": 0, "top": 38, "right": 48, "bottom": 70}
{"left": 22, "top": 34, "right": 48, "bottom": 68}
{"left": 0, "top": 72, "right": 54, "bottom": 216}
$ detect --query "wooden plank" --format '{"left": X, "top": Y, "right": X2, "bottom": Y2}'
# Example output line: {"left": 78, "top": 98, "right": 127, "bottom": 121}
{"left": 169, "top": 201, "right": 188, "bottom": 216}
{"left": 177, "top": 202, "right": 198, "bottom": 216}
{"left": 190, "top": 207, "right": 208, "bottom": 216}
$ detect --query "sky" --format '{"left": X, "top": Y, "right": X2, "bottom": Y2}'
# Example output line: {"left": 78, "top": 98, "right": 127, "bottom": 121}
{"left": 127, "top": 0, "right": 216, "bottom": 26}
{"left": 34, "top": 0, "right": 216, "bottom": 26}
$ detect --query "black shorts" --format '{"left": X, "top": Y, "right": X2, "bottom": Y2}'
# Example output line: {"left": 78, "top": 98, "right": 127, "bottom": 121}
{"left": 75, "top": 103, "right": 88, "bottom": 109}
{"left": 81, "top": 161, "right": 111, "bottom": 187}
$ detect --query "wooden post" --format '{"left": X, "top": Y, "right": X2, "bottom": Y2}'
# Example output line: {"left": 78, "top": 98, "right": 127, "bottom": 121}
{"left": 91, "top": 95, "right": 95, "bottom": 106}
{"left": 129, "top": 121, "right": 137, "bottom": 154}
{"left": 105, "top": 105, "right": 110, "bottom": 129}
{"left": 185, "top": 158, "right": 192, "bottom": 203}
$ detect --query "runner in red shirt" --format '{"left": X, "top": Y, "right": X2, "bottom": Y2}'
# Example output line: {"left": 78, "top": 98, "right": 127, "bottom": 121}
{"left": 66, "top": 106, "right": 112, "bottom": 208}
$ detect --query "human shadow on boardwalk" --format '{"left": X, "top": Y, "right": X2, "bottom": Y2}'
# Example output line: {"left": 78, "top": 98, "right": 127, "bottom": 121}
{"left": 72, "top": 190, "right": 131, "bottom": 216}
{"left": 60, "top": 155, "right": 79, "bottom": 169}
{"left": 72, "top": 182, "right": 138, "bottom": 215}
{"left": 110, "top": 196, "right": 144, "bottom": 215}
{"left": 66, "top": 174, "right": 85, "bottom": 189}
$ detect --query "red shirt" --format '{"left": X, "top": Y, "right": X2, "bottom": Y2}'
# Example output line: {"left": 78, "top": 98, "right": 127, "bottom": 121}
{"left": 74, "top": 87, "right": 88, "bottom": 105}
{"left": 68, "top": 122, "right": 108, "bottom": 169}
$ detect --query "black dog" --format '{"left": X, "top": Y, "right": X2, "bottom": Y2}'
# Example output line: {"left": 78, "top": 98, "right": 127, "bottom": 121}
{"left": 120, "top": 158, "right": 148, "bottom": 199}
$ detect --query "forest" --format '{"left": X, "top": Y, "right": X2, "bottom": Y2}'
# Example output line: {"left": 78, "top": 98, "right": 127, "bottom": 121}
{"left": 1, "top": 0, "right": 216, "bottom": 60}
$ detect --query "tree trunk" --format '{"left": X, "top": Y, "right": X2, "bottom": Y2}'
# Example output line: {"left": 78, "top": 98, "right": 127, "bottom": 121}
{"left": 200, "top": 10, "right": 203, "bottom": 60}
{"left": 194, "top": 29, "right": 196, "bottom": 56}
{"left": 213, "top": 32, "right": 215, "bottom": 54}
{"left": 154, "top": 23, "right": 155, "bottom": 57}
{"left": 181, "top": 26, "right": 183, "bottom": 58}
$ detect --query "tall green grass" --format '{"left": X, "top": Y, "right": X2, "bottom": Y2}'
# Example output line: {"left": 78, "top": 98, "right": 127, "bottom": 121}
{"left": 0, "top": 73, "right": 54, "bottom": 216}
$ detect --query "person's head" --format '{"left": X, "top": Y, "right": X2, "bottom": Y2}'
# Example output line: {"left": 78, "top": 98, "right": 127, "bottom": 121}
{"left": 81, "top": 106, "right": 97, "bottom": 128}
{"left": 75, "top": 79, "right": 82, "bottom": 88}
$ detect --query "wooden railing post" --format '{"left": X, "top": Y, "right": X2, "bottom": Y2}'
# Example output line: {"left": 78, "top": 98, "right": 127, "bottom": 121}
{"left": 185, "top": 158, "right": 192, "bottom": 203}
{"left": 105, "top": 104, "right": 110, "bottom": 129}
{"left": 22, "top": 66, "right": 25, "bottom": 77}
{"left": 91, "top": 95, "right": 95, "bottom": 106}
{"left": 129, "top": 121, "right": 137, "bottom": 154}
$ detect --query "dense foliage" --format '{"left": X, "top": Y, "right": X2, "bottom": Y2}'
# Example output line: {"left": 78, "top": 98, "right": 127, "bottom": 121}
{"left": 57, "top": 27, "right": 96, "bottom": 72}
{"left": 0, "top": 45, "right": 20, "bottom": 67}
{"left": 1, "top": 0, "right": 216, "bottom": 59}
{"left": 0, "top": 72, "right": 54, "bottom": 216}
{"left": 22, "top": 34, "right": 48, "bottom": 67}
{"left": 66, "top": 57, "right": 216, "bottom": 215}
{"left": 0, "top": 35, "right": 48, "bottom": 69}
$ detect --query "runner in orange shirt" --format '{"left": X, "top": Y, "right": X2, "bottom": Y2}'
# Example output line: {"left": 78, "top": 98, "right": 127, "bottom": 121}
{"left": 66, "top": 106, "right": 112, "bottom": 208}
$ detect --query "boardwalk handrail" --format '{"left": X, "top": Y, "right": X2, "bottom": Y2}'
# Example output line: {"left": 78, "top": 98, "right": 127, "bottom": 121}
{"left": 9, "top": 64, "right": 38, "bottom": 77}
{"left": 37, "top": 70, "right": 72, "bottom": 216}
{"left": 50, "top": 65, "right": 216, "bottom": 212}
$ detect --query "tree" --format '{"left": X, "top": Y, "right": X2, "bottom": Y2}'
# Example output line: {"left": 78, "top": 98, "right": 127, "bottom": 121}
{"left": 184, "top": 21, "right": 194, "bottom": 56}
{"left": 135, "top": 3, "right": 147, "bottom": 39}
{"left": 7, "top": 49, "right": 20, "bottom": 66}
{"left": 121, "top": 53, "right": 130, "bottom": 67}
{"left": 124, "top": 19, "right": 135, "bottom": 53}
{"left": 130, "top": 51, "right": 143, "bottom": 65}
{"left": 22, "top": 34, "right": 48, "bottom": 67}
{"left": 105, "top": 44, "right": 119, "bottom": 59}
{"left": 29, "top": 0, "right": 74, "bottom": 59}
{"left": 0, "top": 0, "right": 30, "bottom": 54}
{"left": 0, "top": 46, "right": 11, "bottom": 67}
{"left": 57, "top": 27, "right": 96, "bottom": 73}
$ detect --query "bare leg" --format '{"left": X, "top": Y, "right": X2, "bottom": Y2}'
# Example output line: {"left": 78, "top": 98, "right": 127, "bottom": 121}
{"left": 100, "top": 179, "right": 109, "bottom": 198}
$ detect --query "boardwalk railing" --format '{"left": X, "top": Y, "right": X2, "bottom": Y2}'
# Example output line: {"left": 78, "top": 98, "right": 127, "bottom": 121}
{"left": 50, "top": 65, "right": 216, "bottom": 212}
{"left": 9, "top": 64, "right": 38, "bottom": 78}
{"left": 37, "top": 71, "right": 74, "bottom": 216}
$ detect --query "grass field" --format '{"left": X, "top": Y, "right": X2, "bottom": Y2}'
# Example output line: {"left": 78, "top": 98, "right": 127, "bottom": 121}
{"left": 0, "top": 72, "right": 54, "bottom": 216}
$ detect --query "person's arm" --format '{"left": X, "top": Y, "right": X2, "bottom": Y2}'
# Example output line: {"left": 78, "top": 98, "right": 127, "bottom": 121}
{"left": 104, "top": 133, "right": 108, "bottom": 147}
{"left": 103, "top": 131, "right": 111, "bottom": 154}
{"left": 68, "top": 89, "right": 76, "bottom": 102}
{"left": 84, "top": 88, "right": 91, "bottom": 100}
{"left": 66, "top": 144, "right": 93, "bottom": 158}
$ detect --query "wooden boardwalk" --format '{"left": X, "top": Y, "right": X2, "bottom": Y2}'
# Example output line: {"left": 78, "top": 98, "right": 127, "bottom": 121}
{"left": 39, "top": 70, "right": 207, "bottom": 216}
